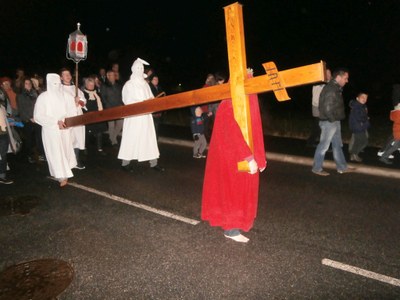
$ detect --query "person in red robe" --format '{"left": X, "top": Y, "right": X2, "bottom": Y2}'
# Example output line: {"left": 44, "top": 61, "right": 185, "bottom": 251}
{"left": 201, "top": 81, "right": 267, "bottom": 243}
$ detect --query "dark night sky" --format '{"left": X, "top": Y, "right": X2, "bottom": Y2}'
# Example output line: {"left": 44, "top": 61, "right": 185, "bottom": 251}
{"left": 1, "top": 0, "right": 400, "bottom": 106}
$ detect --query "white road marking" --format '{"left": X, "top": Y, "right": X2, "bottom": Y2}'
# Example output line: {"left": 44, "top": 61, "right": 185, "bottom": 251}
{"left": 49, "top": 177, "right": 200, "bottom": 225}
{"left": 322, "top": 258, "right": 400, "bottom": 287}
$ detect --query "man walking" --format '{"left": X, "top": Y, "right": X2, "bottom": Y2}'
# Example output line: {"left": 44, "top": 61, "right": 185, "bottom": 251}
{"left": 312, "top": 68, "right": 353, "bottom": 176}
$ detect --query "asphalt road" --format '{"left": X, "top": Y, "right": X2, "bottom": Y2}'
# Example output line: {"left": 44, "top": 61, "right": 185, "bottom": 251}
{"left": 0, "top": 126, "right": 399, "bottom": 299}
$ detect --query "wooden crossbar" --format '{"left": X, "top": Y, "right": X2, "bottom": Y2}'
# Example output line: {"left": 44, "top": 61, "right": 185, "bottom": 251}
{"left": 65, "top": 61, "right": 325, "bottom": 128}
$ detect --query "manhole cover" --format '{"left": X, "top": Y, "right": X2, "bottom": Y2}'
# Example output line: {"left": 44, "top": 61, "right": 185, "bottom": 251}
{"left": 0, "top": 195, "right": 40, "bottom": 216}
{"left": 0, "top": 259, "right": 74, "bottom": 300}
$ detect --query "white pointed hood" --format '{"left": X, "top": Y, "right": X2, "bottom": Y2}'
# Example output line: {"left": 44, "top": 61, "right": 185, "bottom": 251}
{"left": 122, "top": 58, "right": 154, "bottom": 105}
{"left": 46, "top": 73, "right": 63, "bottom": 98}
{"left": 130, "top": 58, "right": 149, "bottom": 80}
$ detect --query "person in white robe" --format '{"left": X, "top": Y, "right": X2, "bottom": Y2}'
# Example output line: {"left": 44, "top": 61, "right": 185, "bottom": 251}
{"left": 118, "top": 58, "right": 164, "bottom": 172}
{"left": 33, "top": 74, "right": 77, "bottom": 187}
{"left": 60, "top": 68, "right": 86, "bottom": 169}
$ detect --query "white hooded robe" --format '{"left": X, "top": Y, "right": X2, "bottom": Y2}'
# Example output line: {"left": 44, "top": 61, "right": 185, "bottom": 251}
{"left": 62, "top": 84, "right": 86, "bottom": 150}
{"left": 34, "top": 74, "right": 77, "bottom": 179}
{"left": 118, "top": 58, "right": 160, "bottom": 161}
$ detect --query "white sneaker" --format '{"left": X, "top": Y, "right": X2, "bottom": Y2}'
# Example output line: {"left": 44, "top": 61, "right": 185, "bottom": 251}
{"left": 224, "top": 234, "right": 249, "bottom": 243}
{"left": 377, "top": 151, "right": 394, "bottom": 159}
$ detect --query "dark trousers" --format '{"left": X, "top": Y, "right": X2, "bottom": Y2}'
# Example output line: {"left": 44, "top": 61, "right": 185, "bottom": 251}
{"left": 0, "top": 134, "right": 9, "bottom": 176}
{"left": 381, "top": 137, "right": 400, "bottom": 159}
{"left": 380, "top": 134, "right": 394, "bottom": 153}
{"left": 349, "top": 131, "right": 368, "bottom": 155}
{"left": 86, "top": 129, "right": 104, "bottom": 151}
{"left": 22, "top": 122, "right": 44, "bottom": 157}
{"left": 153, "top": 115, "right": 161, "bottom": 140}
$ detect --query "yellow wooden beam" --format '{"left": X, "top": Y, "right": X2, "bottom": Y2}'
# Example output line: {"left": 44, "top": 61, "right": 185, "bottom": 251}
{"left": 65, "top": 61, "right": 325, "bottom": 127}
{"left": 224, "top": 2, "right": 253, "bottom": 151}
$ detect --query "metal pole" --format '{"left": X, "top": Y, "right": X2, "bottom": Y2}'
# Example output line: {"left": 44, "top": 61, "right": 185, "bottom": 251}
{"left": 75, "top": 62, "right": 79, "bottom": 97}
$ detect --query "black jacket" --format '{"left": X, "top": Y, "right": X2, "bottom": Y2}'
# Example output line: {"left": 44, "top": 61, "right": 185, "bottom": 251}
{"left": 318, "top": 80, "right": 345, "bottom": 122}
{"left": 17, "top": 89, "right": 38, "bottom": 122}
{"left": 100, "top": 81, "right": 123, "bottom": 109}
{"left": 349, "top": 99, "right": 370, "bottom": 133}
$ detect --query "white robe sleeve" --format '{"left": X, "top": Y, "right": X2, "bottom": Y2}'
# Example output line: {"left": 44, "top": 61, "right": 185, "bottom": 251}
{"left": 33, "top": 95, "right": 60, "bottom": 129}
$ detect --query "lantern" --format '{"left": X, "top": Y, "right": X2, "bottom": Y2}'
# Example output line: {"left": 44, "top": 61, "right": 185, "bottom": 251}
{"left": 66, "top": 23, "right": 88, "bottom": 62}
{"left": 66, "top": 23, "right": 87, "bottom": 97}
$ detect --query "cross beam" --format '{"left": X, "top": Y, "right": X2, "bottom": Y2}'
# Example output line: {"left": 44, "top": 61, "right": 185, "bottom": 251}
{"left": 64, "top": 61, "right": 325, "bottom": 128}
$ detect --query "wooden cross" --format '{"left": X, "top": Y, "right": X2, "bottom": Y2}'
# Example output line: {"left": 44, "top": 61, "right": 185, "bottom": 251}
{"left": 65, "top": 2, "right": 326, "bottom": 171}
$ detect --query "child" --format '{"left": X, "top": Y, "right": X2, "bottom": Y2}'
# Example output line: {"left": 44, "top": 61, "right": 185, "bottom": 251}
{"left": 348, "top": 92, "right": 370, "bottom": 162}
{"left": 379, "top": 102, "right": 400, "bottom": 165}
{"left": 190, "top": 106, "right": 212, "bottom": 158}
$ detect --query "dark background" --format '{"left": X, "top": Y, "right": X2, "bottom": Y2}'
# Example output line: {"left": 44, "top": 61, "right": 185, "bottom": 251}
{"left": 1, "top": 0, "right": 400, "bottom": 115}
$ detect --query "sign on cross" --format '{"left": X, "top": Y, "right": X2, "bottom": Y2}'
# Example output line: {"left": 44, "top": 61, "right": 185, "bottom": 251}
{"left": 65, "top": 2, "right": 326, "bottom": 170}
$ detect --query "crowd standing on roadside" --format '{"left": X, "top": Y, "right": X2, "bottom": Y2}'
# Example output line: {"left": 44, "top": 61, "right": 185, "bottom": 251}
{"left": 0, "top": 60, "right": 169, "bottom": 184}
{"left": 3, "top": 60, "right": 400, "bottom": 187}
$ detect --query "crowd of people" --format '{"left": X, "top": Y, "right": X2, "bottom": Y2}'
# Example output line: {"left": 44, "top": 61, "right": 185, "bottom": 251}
{"left": 1, "top": 64, "right": 265, "bottom": 243}
{"left": 2, "top": 62, "right": 399, "bottom": 243}
{"left": 309, "top": 67, "right": 400, "bottom": 176}
{"left": 0, "top": 61, "right": 169, "bottom": 185}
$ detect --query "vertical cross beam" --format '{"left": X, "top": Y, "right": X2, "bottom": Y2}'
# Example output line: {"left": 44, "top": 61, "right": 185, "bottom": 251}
{"left": 224, "top": 2, "right": 253, "bottom": 152}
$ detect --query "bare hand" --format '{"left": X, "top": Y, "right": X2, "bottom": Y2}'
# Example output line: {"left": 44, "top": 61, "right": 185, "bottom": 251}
{"left": 248, "top": 159, "right": 258, "bottom": 174}
{"left": 58, "top": 120, "right": 66, "bottom": 129}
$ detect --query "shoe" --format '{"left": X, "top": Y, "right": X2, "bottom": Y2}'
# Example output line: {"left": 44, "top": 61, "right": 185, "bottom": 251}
{"left": 377, "top": 151, "right": 394, "bottom": 159}
{"left": 59, "top": 179, "right": 68, "bottom": 187}
{"left": 379, "top": 157, "right": 393, "bottom": 165}
{"left": 28, "top": 156, "right": 35, "bottom": 164}
{"left": 121, "top": 164, "right": 134, "bottom": 172}
{"left": 97, "top": 149, "right": 107, "bottom": 156}
{"left": 0, "top": 177, "right": 13, "bottom": 184}
{"left": 199, "top": 153, "right": 207, "bottom": 158}
{"left": 193, "top": 153, "right": 201, "bottom": 159}
{"left": 38, "top": 155, "right": 47, "bottom": 162}
{"left": 151, "top": 165, "right": 165, "bottom": 172}
{"left": 224, "top": 233, "right": 249, "bottom": 243}
{"left": 74, "top": 163, "right": 86, "bottom": 170}
{"left": 312, "top": 169, "right": 330, "bottom": 176}
{"left": 337, "top": 167, "right": 356, "bottom": 174}
{"left": 350, "top": 154, "right": 362, "bottom": 162}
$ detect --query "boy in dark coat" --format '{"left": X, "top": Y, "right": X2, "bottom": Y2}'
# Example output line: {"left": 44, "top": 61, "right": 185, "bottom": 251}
{"left": 348, "top": 92, "right": 370, "bottom": 162}
{"left": 190, "top": 106, "right": 212, "bottom": 158}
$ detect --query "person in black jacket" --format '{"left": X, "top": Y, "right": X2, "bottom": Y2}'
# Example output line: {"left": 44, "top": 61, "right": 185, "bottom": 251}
{"left": 17, "top": 78, "right": 46, "bottom": 163}
{"left": 83, "top": 77, "right": 107, "bottom": 154}
{"left": 100, "top": 70, "right": 123, "bottom": 146}
{"left": 348, "top": 92, "right": 370, "bottom": 162}
{"left": 312, "top": 68, "right": 353, "bottom": 176}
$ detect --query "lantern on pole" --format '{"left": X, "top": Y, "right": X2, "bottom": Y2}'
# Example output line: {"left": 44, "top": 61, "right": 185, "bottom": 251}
{"left": 66, "top": 23, "right": 88, "bottom": 97}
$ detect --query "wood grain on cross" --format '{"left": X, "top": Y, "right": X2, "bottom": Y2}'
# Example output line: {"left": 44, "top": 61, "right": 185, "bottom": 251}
{"left": 65, "top": 2, "right": 326, "bottom": 170}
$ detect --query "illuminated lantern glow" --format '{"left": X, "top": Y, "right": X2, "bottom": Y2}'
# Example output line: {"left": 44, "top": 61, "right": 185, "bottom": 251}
{"left": 66, "top": 23, "right": 88, "bottom": 62}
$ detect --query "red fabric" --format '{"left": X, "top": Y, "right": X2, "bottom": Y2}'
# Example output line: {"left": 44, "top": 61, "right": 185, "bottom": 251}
{"left": 201, "top": 93, "right": 267, "bottom": 231}
{"left": 390, "top": 109, "right": 400, "bottom": 140}
{"left": 5, "top": 89, "right": 17, "bottom": 110}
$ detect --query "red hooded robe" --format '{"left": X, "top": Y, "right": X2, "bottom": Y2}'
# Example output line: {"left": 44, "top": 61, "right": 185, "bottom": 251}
{"left": 201, "top": 93, "right": 267, "bottom": 232}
